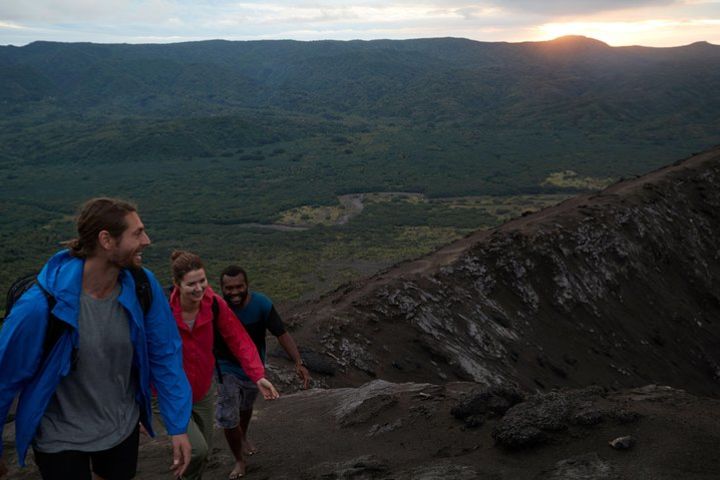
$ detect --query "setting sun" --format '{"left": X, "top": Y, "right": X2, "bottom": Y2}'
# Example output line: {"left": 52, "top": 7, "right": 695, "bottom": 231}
{"left": 535, "top": 19, "right": 720, "bottom": 47}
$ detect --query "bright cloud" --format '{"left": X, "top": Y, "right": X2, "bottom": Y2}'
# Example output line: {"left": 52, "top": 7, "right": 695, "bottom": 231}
{"left": 202, "top": 3, "right": 500, "bottom": 27}
{"left": 0, "top": 20, "right": 26, "bottom": 30}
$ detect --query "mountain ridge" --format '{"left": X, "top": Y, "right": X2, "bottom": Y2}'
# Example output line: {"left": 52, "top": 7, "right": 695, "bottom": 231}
{"left": 287, "top": 146, "right": 720, "bottom": 397}
{"left": 10, "top": 34, "right": 718, "bottom": 50}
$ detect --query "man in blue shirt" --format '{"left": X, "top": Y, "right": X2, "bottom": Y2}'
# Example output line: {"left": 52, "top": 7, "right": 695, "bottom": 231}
{"left": 0, "top": 197, "right": 192, "bottom": 479}
{"left": 218, "top": 265, "right": 310, "bottom": 479}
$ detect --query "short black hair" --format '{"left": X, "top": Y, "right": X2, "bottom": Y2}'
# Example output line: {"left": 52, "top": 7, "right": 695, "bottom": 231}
{"left": 220, "top": 265, "right": 248, "bottom": 287}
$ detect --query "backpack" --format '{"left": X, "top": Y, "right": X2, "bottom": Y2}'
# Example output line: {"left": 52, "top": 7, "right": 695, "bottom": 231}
{"left": 2, "top": 268, "right": 153, "bottom": 370}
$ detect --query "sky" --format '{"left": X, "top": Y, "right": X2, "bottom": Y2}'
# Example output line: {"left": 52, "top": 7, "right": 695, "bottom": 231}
{"left": 1, "top": 0, "right": 719, "bottom": 47}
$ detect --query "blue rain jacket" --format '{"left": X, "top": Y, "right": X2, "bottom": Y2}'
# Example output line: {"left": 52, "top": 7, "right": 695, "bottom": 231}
{"left": 0, "top": 250, "right": 191, "bottom": 465}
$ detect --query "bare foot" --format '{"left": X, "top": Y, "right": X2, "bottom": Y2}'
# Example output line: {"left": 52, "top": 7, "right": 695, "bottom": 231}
{"left": 228, "top": 460, "right": 246, "bottom": 479}
{"left": 243, "top": 439, "right": 258, "bottom": 456}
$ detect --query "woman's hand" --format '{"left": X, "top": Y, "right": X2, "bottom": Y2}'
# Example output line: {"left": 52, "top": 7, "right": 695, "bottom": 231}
{"left": 256, "top": 378, "right": 280, "bottom": 400}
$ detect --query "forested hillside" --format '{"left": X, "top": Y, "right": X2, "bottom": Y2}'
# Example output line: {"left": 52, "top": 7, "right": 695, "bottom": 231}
{"left": 1, "top": 36, "right": 719, "bottom": 302}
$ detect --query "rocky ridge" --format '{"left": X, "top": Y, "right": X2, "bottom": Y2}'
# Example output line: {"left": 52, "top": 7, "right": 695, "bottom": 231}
{"left": 290, "top": 146, "right": 720, "bottom": 398}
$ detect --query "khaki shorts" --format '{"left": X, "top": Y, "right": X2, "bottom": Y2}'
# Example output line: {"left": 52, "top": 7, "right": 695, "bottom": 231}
{"left": 215, "top": 373, "right": 259, "bottom": 429}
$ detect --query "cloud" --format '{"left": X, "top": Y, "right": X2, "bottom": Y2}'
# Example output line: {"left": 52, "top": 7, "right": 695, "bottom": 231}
{"left": 492, "top": 0, "right": 679, "bottom": 16}
{"left": 0, "top": 20, "right": 27, "bottom": 29}
{"left": 0, "top": 0, "right": 181, "bottom": 23}
{"left": 200, "top": 3, "right": 493, "bottom": 27}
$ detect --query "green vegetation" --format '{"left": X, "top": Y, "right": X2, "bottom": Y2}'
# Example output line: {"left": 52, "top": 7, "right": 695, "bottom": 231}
{"left": 541, "top": 171, "right": 616, "bottom": 190}
{"left": 1, "top": 37, "right": 719, "bottom": 306}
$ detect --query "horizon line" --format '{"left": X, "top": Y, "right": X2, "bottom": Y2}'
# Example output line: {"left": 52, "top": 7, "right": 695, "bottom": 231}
{"left": 2, "top": 35, "right": 717, "bottom": 49}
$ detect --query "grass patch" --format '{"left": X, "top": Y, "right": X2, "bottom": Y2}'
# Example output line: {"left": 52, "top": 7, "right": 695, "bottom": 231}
{"left": 541, "top": 171, "right": 615, "bottom": 190}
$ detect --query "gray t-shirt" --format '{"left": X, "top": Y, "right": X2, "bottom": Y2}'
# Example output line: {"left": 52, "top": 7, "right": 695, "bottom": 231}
{"left": 34, "top": 284, "right": 140, "bottom": 452}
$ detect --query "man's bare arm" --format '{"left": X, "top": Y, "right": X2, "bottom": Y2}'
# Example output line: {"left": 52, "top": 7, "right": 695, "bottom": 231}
{"left": 276, "top": 332, "right": 311, "bottom": 389}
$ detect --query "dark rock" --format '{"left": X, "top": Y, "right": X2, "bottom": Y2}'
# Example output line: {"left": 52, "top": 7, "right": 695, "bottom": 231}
{"left": 609, "top": 435, "right": 635, "bottom": 449}
{"left": 535, "top": 452, "right": 617, "bottom": 479}
{"left": 334, "top": 380, "right": 410, "bottom": 427}
{"left": 404, "top": 464, "right": 483, "bottom": 479}
{"left": 493, "top": 387, "right": 615, "bottom": 449}
{"left": 367, "top": 418, "right": 403, "bottom": 437}
{"left": 451, "top": 387, "right": 525, "bottom": 428}
{"left": 301, "top": 350, "right": 339, "bottom": 376}
{"left": 549, "top": 363, "right": 569, "bottom": 379}
{"left": 571, "top": 409, "right": 605, "bottom": 426}
{"left": 461, "top": 415, "right": 484, "bottom": 428}
{"left": 494, "top": 424, "right": 548, "bottom": 449}
{"left": 306, "top": 454, "right": 389, "bottom": 479}
{"left": 610, "top": 409, "right": 641, "bottom": 424}
{"left": 338, "top": 392, "right": 398, "bottom": 427}
{"left": 269, "top": 346, "right": 337, "bottom": 375}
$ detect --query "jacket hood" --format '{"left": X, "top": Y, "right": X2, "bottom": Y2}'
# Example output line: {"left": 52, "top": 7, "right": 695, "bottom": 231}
{"left": 37, "top": 249, "right": 84, "bottom": 326}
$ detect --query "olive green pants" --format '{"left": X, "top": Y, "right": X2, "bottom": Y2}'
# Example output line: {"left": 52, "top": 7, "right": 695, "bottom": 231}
{"left": 183, "top": 386, "right": 216, "bottom": 480}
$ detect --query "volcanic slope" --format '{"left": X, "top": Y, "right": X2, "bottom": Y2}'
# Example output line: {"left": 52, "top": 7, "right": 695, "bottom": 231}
{"left": 288, "top": 145, "right": 720, "bottom": 397}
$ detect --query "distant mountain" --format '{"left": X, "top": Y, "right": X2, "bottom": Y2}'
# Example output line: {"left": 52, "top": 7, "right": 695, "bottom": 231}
{"left": 1, "top": 36, "right": 718, "bottom": 185}
{"left": 290, "top": 146, "right": 720, "bottom": 397}
{"left": 2, "top": 36, "right": 719, "bottom": 122}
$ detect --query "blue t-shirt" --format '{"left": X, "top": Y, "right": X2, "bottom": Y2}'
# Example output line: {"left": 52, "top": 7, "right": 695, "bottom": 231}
{"left": 219, "top": 292, "right": 285, "bottom": 381}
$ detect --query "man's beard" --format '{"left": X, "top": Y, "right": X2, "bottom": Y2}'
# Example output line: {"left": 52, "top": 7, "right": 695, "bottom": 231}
{"left": 110, "top": 248, "right": 142, "bottom": 269}
{"left": 237, "top": 291, "right": 248, "bottom": 303}
{"left": 226, "top": 290, "right": 248, "bottom": 305}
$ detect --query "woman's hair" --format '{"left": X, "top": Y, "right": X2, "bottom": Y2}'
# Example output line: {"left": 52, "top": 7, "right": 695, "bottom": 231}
{"left": 66, "top": 197, "right": 137, "bottom": 258}
{"left": 170, "top": 250, "right": 205, "bottom": 284}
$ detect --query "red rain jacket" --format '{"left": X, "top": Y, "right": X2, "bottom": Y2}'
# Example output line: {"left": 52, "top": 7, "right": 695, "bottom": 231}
{"left": 170, "top": 286, "right": 265, "bottom": 402}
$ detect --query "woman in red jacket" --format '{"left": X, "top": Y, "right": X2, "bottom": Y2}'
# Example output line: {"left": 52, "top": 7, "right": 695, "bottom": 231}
{"left": 169, "top": 250, "right": 279, "bottom": 480}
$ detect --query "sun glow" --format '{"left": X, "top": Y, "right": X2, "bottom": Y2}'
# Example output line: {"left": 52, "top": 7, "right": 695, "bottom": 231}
{"left": 537, "top": 20, "right": 680, "bottom": 45}
{"left": 534, "top": 19, "right": 720, "bottom": 46}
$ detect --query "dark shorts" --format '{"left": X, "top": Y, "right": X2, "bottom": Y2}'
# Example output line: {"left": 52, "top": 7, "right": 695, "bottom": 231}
{"left": 215, "top": 373, "right": 259, "bottom": 429}
{"left": 33, "top": 424, "right": 140, "bottom": 480}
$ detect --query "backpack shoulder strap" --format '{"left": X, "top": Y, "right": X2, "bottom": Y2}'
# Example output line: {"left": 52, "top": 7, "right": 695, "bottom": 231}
{"left": 35, "top": 283, "right": 69, "bottom": 367}
{"left": 3, "top": 276, "right": 73, "bottom": 371}
{"left": 129, "top": 268, "right": 153, "bottom": 315}
{"left": 211, "top": 296, "right": 219, "bottom": 321}
{"left": 210, "top": 296, "right": 224, "bottom": 383}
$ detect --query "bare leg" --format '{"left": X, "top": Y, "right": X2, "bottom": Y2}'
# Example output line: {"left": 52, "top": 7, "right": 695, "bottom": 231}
{"left": 238, "top": 409, "right": 257, "bottom": 455}
{"left": 224, "top": 426, "right": 246, "bottom": 479}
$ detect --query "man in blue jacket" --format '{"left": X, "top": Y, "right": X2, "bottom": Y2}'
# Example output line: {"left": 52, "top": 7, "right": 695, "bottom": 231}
{"left": 0, "top": 197, "right": 192, "bottom": 479}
